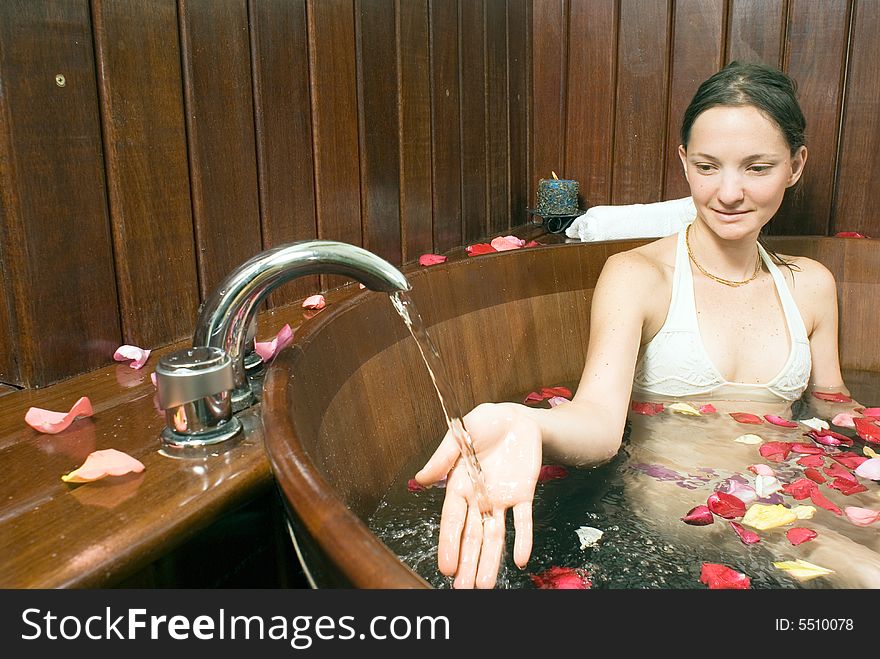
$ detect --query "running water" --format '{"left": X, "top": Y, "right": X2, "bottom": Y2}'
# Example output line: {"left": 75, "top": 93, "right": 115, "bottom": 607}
{"left": 389, "top": 290, "right": 493, "bottom": 519}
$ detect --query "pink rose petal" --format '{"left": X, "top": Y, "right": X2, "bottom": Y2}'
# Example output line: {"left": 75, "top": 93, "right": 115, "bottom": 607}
{"left": 302, "top": 294, "right": 326, "bottom": 310}
{"left": 700, "top": 563, "right": 751, "bottom": 589}
{"left": 721, "top": 481, "right": 758, "bottom": 504}
{"left": 843, "top": 506, "right": 880, "bottom": 526}
{"left": 831, "top": 413, "right": 857, "bottom": 428}
{"left": 150, "top": 372, "right": 157, "bottom": 387}
{"left": 854, "top": 458, "right": 880, "bottom": 480}
{"left": 25, "top": 396, "right": 94, "bottom": 434}
{"left": 254, "top": 323, "right": 294, "bottom": 362}
{"left": 764, "top": 414, "right": 798, "bottom": 428}
{"left": 547, "top": 396, "right": 569, "bottom": 407}
{"left": 749, "top": 464, "right": 776, "bottom": 477}
{"left": 61, "top": 448, "right": 145, "bottom": 483}
{"left": 418, "top": 253, "right": 447, "bottom": 266}
{"left": 681, "top": 505, "right": 714, "bottom": 526}
{"left": 490, "top": 235, "right": 526, "bottom": 252}
{"left": 806, "top": 428, "right": 853, "bottom": 447}
{"left": 857, "top": 407, "right": 880, "bottom": 418}
{"left": 730, "top": 412, "right": 763, "bottom": 424}
{"left": 530, "top": 565, "right": 592, "bottom": 589}
{"left": 729, "top": 521, "right": 760, "bottom": 545}
{"left": 113, "top": 344, "right": 151, "bottom": 369}
{"left": 786, "top": 527, "right": 817, "bottom": 546}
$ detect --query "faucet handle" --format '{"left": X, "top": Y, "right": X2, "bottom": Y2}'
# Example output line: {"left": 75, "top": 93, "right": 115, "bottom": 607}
{"left": 155, "top": 346, "right": 242, "bottom": 449}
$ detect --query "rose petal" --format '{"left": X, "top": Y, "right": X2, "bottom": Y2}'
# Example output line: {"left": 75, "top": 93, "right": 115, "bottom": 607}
{"left": 843, "top": 506, "right": 880, "bottom": 526}
{"left": 804, "top": 467, "right": 826, "bottom": 484}
{"left": 854, "top": 457, "right": 880, "bottom": 480}
{"left": 699, "top": 563, "right": 751, "bottom": 589}
{"left": 835, "top": 231, "right": 869, "bottom": 238}
{"left": 113, "top": 344, "right": 151, "bottom": 369}
{"left": 799, "top": 417, "right": 830, "bottom": 431}
{"left": 698, "top": 404, "right": 717, "bottom": 414}
{"left": 407, "top": 478, "right": 426, "bottom": 492}
{"left": 823, "top": 462, "right": 857, "bottom": 483}
{"left": 707, "top": 492, "right": 746, "bottom": 519}
{"left": 740, "top": 503, "right": 798, "bottom": 530}
{"left": 720, "top": 480, "right": 758, "bottom": 504}
{"left": 811, "top": 391, "right": 852, "bottom": 403}
{"left": 797, "top": 454, "right": 825, "bottom": 468}
{"left": 749, "top": 464, "right": 775, "bottom": 477}
{"left": 538, "top": 465, "right": 569, "bottom": 482}
{"left": 853, "top": 417, "right": 880, "bottom": 444}
{"left": 773, "top": 559, "right": 835, "bottom": 581}
{"left": 575, "top": 526, "right": 603, "bottom": 549}
{"left": 759, "top": 441, "right": 793, "bottom": 462}
{"left": 858, "top": 407, "right": 880, "bottom": 418}
{"left": 681, "top": 505, "right": 715, "bottom": 526}
{"left": 806, "top": 428, "right": 853, "bottom": 447}
{"left": 150, "top": 372, "right": 158, "bottom": 387}
{"left": 865, "top": 446, "right": 879, "bottom": 459}
{"left": 418, "top": 253, "right": 447, "bottom": 266}
{"left": 25, "top": 396, "right": 94, "bottom": 435}
{"left": 828, "top": 478, "right": 867, "bottom": 496}
{"left": 764, "top": 414, "right": 798, "bottom": 428}
{"left": 542, "top": 386, "right": 572, "bottom": 398}
{"left": 253, "top": 323, "right": 294, "bottom": 362}
{"left": 730, "top": 412, "right": 764, "bottom": 424}
{"left": 729, "top": 521, "right": 760, "bottom": 544}
{"left": 735, "top": 434, "right": 763, "bottom": 445}
{"left": 669, "top": 402, "right": 701, "bottom": 416}
{"left": 302, "top": 294, "right": 326, "bottom": 310}
{"left": 791, "top": 505, "right": 816, "bottom": 520}
{"left": 791, "top": 443, "right": 825, "bottom": 455}
{"left": 61, "top": 448, "right": 145, "bottom": 483}
{"left": 466, "top": 243, "right": 497, "bottom": 256}
{"left": 786, "top": 527, "right": 817, "bottom": 546}
{"left": 490, "top": 235, "right": 526, "bottom": 251}
{"left": 631, "top": 401, "right": 664, "bottom": 416}
{"left": 782, "top": 478, "right": 817, "bottom": 500}
{"left": 831, "top": 413, "right": 857, "bottom": 428}
{"left": 755, "top": 475, "right": 783, "bottom": 498}
{"left": 547, "top": 396, "right": 569, "bottom": 407}
{"left": 524, "top": 240, "right": 541, "bottom": 248}
{"left": 809, "top": 488, "right": 842, "bottom": 516}
{"left": 530, "top": 566, "right": 592, "bottom": 589}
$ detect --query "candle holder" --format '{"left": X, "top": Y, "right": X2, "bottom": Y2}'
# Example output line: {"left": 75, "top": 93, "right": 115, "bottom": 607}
{"left": 531, "top": 175, "right": 585, "bottom": 233}
{"left": 527, "top": 208, "right": 586, "bottom": 234}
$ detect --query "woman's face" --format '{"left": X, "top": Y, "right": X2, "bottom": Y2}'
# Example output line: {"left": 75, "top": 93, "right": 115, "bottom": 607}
{"left": 678, "top": 105, "right": 807, "bottom": 241}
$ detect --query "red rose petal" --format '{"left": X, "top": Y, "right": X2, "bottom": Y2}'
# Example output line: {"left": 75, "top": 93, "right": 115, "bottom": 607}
{"left": 631, "top": 401, "right": 664, "bottom": 416}
{"left": 523, "top": 391, "right": 544, "bottom": 403}
{"left": 806, "top": 429, "right": 853, "bottom": 447}
{"left": 698, "top": 404, "right": 717, "bottom": 414}
{"left": 828, "top": 478, "right": 867, "bottom": 496}
{"left": 804, "top": 467, "right": 826, "bottom": 484}
{"left": 707, "top": 492, "right": 746, "bottom": 519}
{"left": 835, "top": 232, "right": 869, "bottom": 238}
{"left": 786, "top": 527, "right": 818, "bottom": 546}
{"left": 853, "top": 417, "right": 880, "bottom": 444}
{"left": 729, "top": 521, "right": 760, "bottom": 545}
{"left": 823, "top": 463, "right": 858, "bottom": 483}
{"left": 418, "top": 253, "right": 447, "bottom": 266}
{"left": 466, "top": 243, "right": 497, "bottom": 256}
{"left": 811, "top": 391, "right": 853, "bottom": 403}
{"left": 542, "top": 386, "right": 573, "bottom": 398}
{"left": 699, "top": 563, "right": 751, "bottom": 590}
{"left": 810, "top": 488, "right": 842, "bottom": 515}
{"left": 538, "top": 465, "right": 569, "bottom": 482}
{"left": 797, "top": 454, "right": 825, "bottom": 468}
{"left": 25, "top": 396, "right": 94, "bottom": 435}
{"left": 730, "top": 412, "right": 764, "bottom": 424}
{"left": 759, "top": 441, "right": 794, "bottom": 462}
{"left": 530, "top": 566, "right": 592, "bottom": 589}
{"left": 782, "top": 478, "right": 818, "bottom": 500}
{"left": 764, "top": 414, "right": 798, "bottom": 428}
{"left": 828, "top": 453, "right": 869, "bottom": 470}
{"left": 407, "top": 478, "right": 426, "bottom": 492}
{"left": 791, "top": 443, "right": 825, "bottom": 455}
{"left": 681, "top": 505, "right": 715, "bottom": 526}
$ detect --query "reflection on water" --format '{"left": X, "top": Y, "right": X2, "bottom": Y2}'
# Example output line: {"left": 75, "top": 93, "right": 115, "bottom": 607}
{"left": 369, "top": 377, "right": 880, "bottom": 589}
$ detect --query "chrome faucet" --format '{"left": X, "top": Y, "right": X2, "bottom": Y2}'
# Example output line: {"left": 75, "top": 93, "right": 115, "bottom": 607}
{"left": 155, "top": 241, "right": 411, "bottom": 452}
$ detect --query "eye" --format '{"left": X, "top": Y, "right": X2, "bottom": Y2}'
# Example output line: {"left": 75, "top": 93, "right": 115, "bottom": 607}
{"left": 748, "top": 164, "right": 773, "bottom": 174}
{"left": 694, "top": 163, "right": 716, "bottom": 173}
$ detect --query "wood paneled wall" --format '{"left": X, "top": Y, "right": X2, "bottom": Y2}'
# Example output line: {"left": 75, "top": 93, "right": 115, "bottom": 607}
{"left": 0, "top": 0, "right": 530, "bottom": 387}
{"left": 533, "top": 0, "right": 878, "bottom": 239}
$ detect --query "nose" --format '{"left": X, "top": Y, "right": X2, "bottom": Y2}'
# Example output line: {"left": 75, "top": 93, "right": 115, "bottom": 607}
{"left": 716, "top": 170, "right": 745, "bottom": 206}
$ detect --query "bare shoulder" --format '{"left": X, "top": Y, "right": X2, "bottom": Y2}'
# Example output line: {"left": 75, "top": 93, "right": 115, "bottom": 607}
{"left": 777, "top": 254, "right": 837, "bottom": 294}
{"left": 600, "top": 234, "right": 676, "bottom": 287}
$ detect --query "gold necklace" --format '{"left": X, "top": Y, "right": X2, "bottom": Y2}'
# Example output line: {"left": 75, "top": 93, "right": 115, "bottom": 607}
{"left": 685, "top": 223, "right": 761, "bottom": 287}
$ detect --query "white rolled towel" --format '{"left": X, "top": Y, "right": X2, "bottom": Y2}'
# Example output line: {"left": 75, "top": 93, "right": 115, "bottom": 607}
{"left": 565, "top": 196, "right": 696, "bottom": 242}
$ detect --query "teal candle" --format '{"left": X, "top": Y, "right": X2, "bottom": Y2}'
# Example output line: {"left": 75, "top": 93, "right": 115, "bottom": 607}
{"left": 536, "top": 177, "right": 579, "bottom": 215}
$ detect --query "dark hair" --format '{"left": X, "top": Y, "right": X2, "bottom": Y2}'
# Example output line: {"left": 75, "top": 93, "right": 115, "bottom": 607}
{"left": 681, "top": 61, "right": 805, "bottom": 271}
{"left": 681, "top": 61, "right": 805, "bottom": 155}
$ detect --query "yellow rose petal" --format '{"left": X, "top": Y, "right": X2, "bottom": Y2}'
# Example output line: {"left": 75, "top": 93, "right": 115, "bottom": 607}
{"left": 865, "top": 446, "right": 878, "bottom": 459}
{"left": 669, "top": 402, "right": 701, "bottom": 416}
{"left": 740, "top": 503, "right": 798, "bottom": 530}
{"left": 773, "top": 559, "right": 835, "bottom": 581}
{"left": 791, "top": 505, "right": 816, "bottom": 520}
{"left": 734, "top": 433, "right": 763, "bottom": 445}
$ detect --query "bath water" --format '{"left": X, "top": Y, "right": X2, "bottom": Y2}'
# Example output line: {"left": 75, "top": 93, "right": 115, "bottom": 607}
{"left": 369, "top": 372, "right": 880, "bottom": 589}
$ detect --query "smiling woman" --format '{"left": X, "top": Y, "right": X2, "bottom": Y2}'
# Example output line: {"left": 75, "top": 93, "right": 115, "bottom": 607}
{"left": 415, "top": 61, "right": 854, "bottom": 589}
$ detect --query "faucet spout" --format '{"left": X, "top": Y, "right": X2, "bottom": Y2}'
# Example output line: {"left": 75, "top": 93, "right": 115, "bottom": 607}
{"left": 156, "top": 240, "right": 410, "bottom": 451}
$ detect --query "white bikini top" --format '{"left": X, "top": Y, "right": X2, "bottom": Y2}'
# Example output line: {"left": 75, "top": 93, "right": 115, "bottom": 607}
{"left": 631, "top": 225, "right": 811, "bottom": 403}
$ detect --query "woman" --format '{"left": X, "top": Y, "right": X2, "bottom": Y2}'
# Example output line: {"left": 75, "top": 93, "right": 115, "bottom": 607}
{"left": 415, "top": 62, "right": 857, "bottom": 589}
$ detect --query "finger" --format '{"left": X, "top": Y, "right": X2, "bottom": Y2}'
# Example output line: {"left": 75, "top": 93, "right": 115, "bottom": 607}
{"left": 475, "top": 509, "right": 506, "bottom": 589}
{"left": 512, "top": 501, "right": 534, "bottom": 568}
{"left": 437, "top": 490, "right": 467, "bottom": 576}
{"left": 415, "top": 433, "right": 461, "bottom": 485}
{"left": 452, "top": 505, "right": 483, "bottom": 589}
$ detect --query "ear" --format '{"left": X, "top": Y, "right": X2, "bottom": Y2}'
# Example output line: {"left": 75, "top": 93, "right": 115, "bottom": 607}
{"left": 786, "top": 146, "right": 808, "bottom": 187}
{"left": 678, "top": 145, "right": 689, "bottom": 183}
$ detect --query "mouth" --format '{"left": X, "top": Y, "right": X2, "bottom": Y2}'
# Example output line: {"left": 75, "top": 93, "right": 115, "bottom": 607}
{"left": 712, "top": 208, "right": 751, "bottom": 220}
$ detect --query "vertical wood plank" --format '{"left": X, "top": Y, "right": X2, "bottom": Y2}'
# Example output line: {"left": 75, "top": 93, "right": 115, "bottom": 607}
{"left": 831, "top": 0, "right": 879, "bottom": 236}
{"left": 565, "top": 0, "right": 616, "bottom": 207}
{"left": 663, "top": 0, "right": 724, "bottom": 200}
{"left": 727, "top": 0, "right": 785, "bottom": 66}
{"left": 396, "top": 0, "right": 433, "bottom": 262}
{"left": 92, "top": 0, "right": 199, "bottom": 346}
{"left": 429, "top": 0, "right": 462, "bottom": 251}
{"left": 356, "top": 0, "right": 401, "bottom": 265}
{"left": 530, "top": 0, "right": 566, "bottom": 209}
{"left": 0, "top": 0, "right": 121, "bottom": 386}
{"left": 249, "top": 0, "right": 319, "bottom": 304}
{"left": 507, "top": 0, "right": 530, "bottom": 227}
{"left": 486, "top": 0, "right": 510, "bottom": 234}
{"left": 179, "top": 0, "right": 262, "bottom": 299}
{"left": 459, "top": 0, "right": 488, "bottom": 242}
{"left": 773, "top": 0, "right": 848, "bottom": 235}
{"left": 612, "top": 0, "right": 670, "bottom": 203}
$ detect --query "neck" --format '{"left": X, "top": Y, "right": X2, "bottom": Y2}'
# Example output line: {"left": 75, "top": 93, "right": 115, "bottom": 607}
{"left": 687, "top": 216, "right": 762, "bottom": 282}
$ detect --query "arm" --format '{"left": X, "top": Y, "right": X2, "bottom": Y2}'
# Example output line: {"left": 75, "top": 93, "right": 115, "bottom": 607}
{"left": 799, "top": 259, "right": 848, "bottom": 394}
{"left": 415, "top": 250, "right": 654, "bottom": 587}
